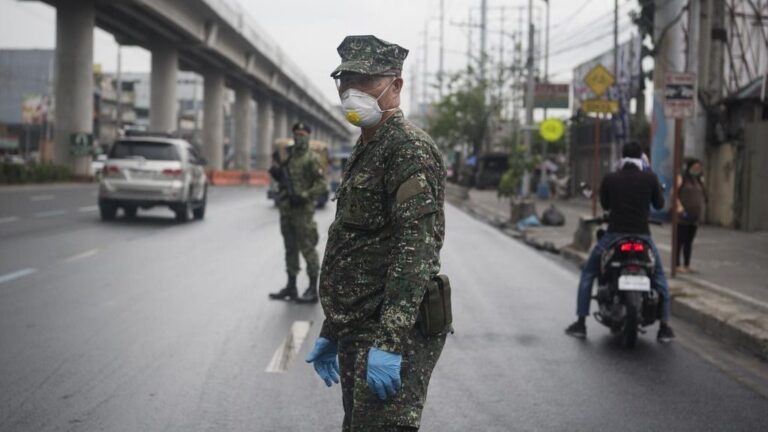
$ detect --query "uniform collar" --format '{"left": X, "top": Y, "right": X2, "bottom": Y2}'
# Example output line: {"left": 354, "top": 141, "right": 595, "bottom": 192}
{"left": 360, "top": 109, "right": 403, "bottom": 146}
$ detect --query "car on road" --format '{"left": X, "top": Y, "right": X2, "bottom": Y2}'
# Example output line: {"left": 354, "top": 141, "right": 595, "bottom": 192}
{"left": 90, "top": 154, "right": 107, "bottom": 178}
{"left": 98, "top": 135, "right": 208, "bottom": 222}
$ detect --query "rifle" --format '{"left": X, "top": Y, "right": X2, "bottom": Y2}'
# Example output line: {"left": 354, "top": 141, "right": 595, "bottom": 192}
{"left": 269, "top": 151, "right": 302, "bottom": 206}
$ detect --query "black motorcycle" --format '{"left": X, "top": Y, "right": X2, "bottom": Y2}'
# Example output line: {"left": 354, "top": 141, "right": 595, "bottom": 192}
{"left": 584, "top": 216, "right": 662, "bottom": 347}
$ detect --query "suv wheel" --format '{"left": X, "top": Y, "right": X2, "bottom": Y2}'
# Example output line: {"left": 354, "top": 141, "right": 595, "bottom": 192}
{"left": 193, "top": 187, "right": 207, "bottom": 220}
{"left": 99, "top": 201, "right": 117, "bottom": 221}
{"left": 174, "top": 198, "right": 192, "bottom": 223}
{"left": 123, "top": 206, "right": 138, "bottom": 219}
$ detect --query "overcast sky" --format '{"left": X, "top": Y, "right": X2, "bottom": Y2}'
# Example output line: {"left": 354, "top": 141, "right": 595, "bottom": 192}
{"left": 0, "top": 0, "right": 639, "bottom": 115}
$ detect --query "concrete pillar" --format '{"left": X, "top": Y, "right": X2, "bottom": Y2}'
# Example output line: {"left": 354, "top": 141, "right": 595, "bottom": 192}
{"left": 651, "top": 0, "right": 686, "bottom": 212}
{"left": 255, "top": 96, "right": 273, "bottom": 169}
{"left": 234, "top": 85, "right": 252, "bottom": 170}
{"left": 203, "top": 70, "right": 225, "bottom": 170}
{"left": 150, "top": 42, "right": 178, "bottom": 133}
{"left": 54, "top": 1, "right": 94, "bottom": 174}
{"left": 273, "top": 103, "right": 288, "bottom": 142}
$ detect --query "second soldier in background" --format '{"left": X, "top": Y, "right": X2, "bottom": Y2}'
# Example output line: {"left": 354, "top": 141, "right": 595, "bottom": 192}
{"left": 268, "top": 123, "right": 327, "bottom": 304}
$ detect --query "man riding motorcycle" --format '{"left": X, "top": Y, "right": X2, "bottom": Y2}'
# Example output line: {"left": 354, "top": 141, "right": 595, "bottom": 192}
{"left": 565, "top": 141, "right": 675, "bottom": 343}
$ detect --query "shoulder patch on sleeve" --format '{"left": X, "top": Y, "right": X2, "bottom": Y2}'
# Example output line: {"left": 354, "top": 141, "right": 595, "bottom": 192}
{"left": 396, "top": 175, "right": 428, "bottom": 204}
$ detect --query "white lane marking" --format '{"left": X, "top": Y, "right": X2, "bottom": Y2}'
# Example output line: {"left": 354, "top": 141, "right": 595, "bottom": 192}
{"left": 0, "top": 268, "right": 38, "bottom": 285}
{"left": 265, "top": 320, "right": 312, "bottom": 373}
{"left": 0, "top": 216, "right": 19, "bottom": 224}
{"left": 63, "top": 248, "right": 99, "bottom": 263}
{"left": 79, "top": 205, "right": 99, "bottom": 213}
{"left": 656, "top": 243, "right": 672, "bottom": 252}
{"left": 34, "top": 210, "right": 67, "bottom": 218}
{"left": 30, "top": 195, "right": 55, "bottom": 202}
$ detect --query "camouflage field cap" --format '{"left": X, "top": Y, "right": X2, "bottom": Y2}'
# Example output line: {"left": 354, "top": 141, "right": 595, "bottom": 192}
{"left": 330, "top": 35, "right": 409, "bottom": 78}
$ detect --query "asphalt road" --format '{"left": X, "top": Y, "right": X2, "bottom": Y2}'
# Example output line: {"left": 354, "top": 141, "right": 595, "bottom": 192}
{"left": 1, "top": 184, "right": 767, "bottom": 431}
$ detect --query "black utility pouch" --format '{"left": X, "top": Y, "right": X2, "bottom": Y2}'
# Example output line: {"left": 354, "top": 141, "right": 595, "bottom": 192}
{"left": 418, "top": 274, "right": 454, "bottom": 337}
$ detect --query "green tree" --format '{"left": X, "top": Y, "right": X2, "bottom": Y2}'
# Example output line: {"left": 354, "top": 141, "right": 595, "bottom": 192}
{"left": 427, "top": 70, "right": 494, "bottom": 157}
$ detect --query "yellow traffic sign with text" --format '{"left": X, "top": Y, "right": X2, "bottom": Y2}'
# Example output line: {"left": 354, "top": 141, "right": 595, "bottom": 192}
{"left": 539, "top": 118, "right": 565, "bottom": 142}
{"left": 581, "top": 99, "right": 619, "bottom": 114}
{"left": 584, "top": 64, "right": 615, "bottom": 97}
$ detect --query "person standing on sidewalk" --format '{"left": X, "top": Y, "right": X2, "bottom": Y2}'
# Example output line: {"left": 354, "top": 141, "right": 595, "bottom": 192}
{"left": 268, "top": 123, "right": 327, "bottom": 304}
{"left": 565, "top": 141, "right": 675, "bottom": 343}
{"left": 305, "top": 35, "right": 448, "bottom": 431}
{"left": 676, "top": 159, "right": 706, "bottom": 273}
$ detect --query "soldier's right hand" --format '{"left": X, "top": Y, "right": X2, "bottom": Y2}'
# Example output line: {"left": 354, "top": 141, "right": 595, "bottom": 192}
{"left": 289, "top": 194, "right": 308, "bottom": 207}
{"left": 305, "top": 337, "right": 340, "bottom": 387}
{"left": 268, "top": 166, "right": 283, "bottom": 181}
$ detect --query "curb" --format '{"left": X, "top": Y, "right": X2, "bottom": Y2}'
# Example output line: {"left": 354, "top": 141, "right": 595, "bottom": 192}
{"left": 455, "top": 198, "right": 768, "bottom": 361}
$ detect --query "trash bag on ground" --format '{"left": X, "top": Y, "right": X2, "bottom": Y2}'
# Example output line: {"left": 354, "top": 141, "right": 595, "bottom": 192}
{"left": 541, "top": 204, "right": 566, "bottom": 226}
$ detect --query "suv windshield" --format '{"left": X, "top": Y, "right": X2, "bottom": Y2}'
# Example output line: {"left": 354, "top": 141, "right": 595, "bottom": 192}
{"left": 110, "top": 141, "right": 180, "bottom": 161}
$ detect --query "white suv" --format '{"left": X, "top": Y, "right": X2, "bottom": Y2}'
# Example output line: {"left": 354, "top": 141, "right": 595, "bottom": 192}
{"left": 98, "top": 136, "right": 208, "bottom": 222}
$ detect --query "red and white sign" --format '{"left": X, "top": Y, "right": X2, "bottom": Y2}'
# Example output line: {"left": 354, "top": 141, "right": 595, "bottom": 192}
{"left": 664, "top": 72, "right": 696, "bottom": 118}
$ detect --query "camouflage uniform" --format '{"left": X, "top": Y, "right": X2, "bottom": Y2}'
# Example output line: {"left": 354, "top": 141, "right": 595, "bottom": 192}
{"left": 320, "top": 35, "right": 447, "bottom": 432}
{"left": 274, "top": 138, "right": 326, "bottom": 279}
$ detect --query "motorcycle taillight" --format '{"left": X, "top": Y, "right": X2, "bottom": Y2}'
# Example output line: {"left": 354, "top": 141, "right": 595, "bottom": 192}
{"left": 619, "top": 242, "right": 646, "bottom": 253}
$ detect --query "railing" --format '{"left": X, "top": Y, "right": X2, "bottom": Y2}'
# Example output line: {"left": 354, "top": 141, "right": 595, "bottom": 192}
{"left": 202, "top": 0, "right": 344, "bottom": 127}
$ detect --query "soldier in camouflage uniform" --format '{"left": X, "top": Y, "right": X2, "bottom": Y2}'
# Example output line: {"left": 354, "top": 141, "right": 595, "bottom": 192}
{"left": 268, "top": 122, "right": 327, "bottom": 304}
{"left": 305, "top": 35, "right": 447, "bottom": 431}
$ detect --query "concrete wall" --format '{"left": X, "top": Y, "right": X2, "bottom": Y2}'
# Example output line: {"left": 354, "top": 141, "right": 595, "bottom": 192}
{"left": 705, "top": 142, "right": 737, "bottom": 227}
{"left": 742, "top": 121, "right": 768, "bottom": 231}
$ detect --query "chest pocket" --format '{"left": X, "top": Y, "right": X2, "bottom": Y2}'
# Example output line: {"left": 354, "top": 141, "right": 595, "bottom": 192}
{"left": 340, "top": 172, "right": 388, "bottom": 231}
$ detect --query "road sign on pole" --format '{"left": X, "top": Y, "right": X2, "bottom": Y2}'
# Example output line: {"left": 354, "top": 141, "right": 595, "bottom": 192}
{"left": 580, "top": 99, "right": 619, "bottom": 114}
{"left": 664, "top": 72, "right": 695, "bottom": 118}
{"left": 539, "top": 118, "right": 565, "bottom": 142}
{"left": 584, "top": 64, "right": 615, "bottom": 98}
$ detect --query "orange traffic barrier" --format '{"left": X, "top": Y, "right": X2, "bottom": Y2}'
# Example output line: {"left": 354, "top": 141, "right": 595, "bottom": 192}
{"left": 246, "top": 170, "right": 270, "bottom": 186}
{"left": 207, "top": 170, "right": 271, "bottom": 186}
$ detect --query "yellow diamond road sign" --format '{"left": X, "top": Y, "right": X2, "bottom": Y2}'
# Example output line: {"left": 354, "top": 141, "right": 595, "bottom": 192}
{"left": 539, "top": 118, "right": 565, "bottom": 142}
{"left": 584, "top": 64, "right": 615, "bottom": 97}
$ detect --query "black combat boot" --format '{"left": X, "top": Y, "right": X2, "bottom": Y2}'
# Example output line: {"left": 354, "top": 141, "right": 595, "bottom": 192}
{"left": 296, "top": 275, "right": 319, "bottom": 304}
{"left": 269, "top": 275, "right": 298, "bottom": 301}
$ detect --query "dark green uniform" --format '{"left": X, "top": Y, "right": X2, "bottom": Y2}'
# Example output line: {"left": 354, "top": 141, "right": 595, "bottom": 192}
{"left": 319, "top": 110, "right": 446, "bottom": 430}
{"left": 275, "top": 139, "right": 327, "bottom": 279}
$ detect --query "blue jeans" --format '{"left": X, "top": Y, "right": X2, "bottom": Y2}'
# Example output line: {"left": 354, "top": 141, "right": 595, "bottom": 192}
{"left": 576, "top": 232, "right": 671, "bottom": 321}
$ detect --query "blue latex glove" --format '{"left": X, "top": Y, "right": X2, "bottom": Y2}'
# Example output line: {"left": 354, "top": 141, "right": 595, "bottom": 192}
{"left": 305, "top": 337, "right": 340, "bottom": 387}
{"left": 366, "top": 348, "right": 402, "bottom": 400}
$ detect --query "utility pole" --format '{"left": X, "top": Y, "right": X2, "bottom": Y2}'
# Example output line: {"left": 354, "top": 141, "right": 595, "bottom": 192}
{"left": 610, "top": 0, "right": 619, "bottom": 166}
{"left": 410, "top": 63, "right": 419, "bottom": 119}
{"left": 468, "top": 9, "right": 474, "bottom": 71}
{"left": 422, "top": 22, "right": 429, "bottom": 111}
{"left": 522, "top": 0, "right": 535, "bottom": 196}
{"left": 544, "top": 0, "right": 549, "bottom": 80}
{"left": 439, "top": 0, "right": 445, "bottom": 98}
{"left": 539, "top": 0, "right": 551, "bottom": 199}
{"left": 684, "top": 0, "right": 701, "bottom": 159}
{"left": 116, "top": 44, "right": 123, "bottom": 132}
{"left": 480, "top": 0, "right": 488, "bottom": 83}
{"left": 651, "top": 0, "right": 685, "bottom": 175}
{"left": 498, "top": 7, "right": 506, "bottom": 120}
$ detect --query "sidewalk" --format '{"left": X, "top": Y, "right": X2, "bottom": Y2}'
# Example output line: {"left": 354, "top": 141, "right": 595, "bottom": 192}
{"left": 450, "top": 184, "right": 768, "bottom": 360}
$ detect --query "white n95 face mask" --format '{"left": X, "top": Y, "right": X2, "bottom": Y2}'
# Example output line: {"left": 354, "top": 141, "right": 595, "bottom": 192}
{"left": 340, "top": 78, "right": 397, "bottom": 128}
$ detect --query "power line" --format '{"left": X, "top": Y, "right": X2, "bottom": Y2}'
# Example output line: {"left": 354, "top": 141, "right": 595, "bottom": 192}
{"left": 545, "top": 25, "right": 633, "bottom": 61}
{"left": 548, "top": 8, "right": 618, "bottom": 45}
{"left": 550, "top": 0, "right": 596, "bottom": 30}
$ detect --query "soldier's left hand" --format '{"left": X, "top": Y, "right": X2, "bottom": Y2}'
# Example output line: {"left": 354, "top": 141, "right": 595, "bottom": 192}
{"left": 366, "top": 348, "right": 402, "bottom": 400}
